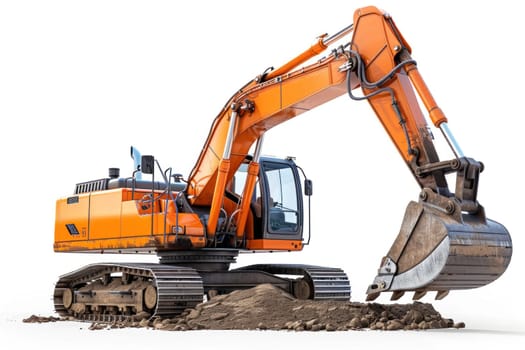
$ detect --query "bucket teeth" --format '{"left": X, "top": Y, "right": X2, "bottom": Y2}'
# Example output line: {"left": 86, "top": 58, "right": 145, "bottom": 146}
{"left": 412, "top": 290, "right": 427, "bottom": 300}
{"left": 435, "top": 290, "right": 449, "bottom": 300}
{"left": 366, "top": 292, "right": 380, "bottom": 302}
{"left": 390, "top": 291, "right": 405, "bottom": 301}
{"left": 365, "top": 196, "right": 512, "bottom": 303}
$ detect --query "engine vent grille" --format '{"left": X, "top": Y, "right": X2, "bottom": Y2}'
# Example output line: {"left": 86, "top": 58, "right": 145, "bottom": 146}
{"left": 75, "top": 178, "right": 109, "bottom": 194}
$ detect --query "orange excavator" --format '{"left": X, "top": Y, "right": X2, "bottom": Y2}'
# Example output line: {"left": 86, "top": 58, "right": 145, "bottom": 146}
{"left": 53, "top": 6, "right": 512, "bottom": 321}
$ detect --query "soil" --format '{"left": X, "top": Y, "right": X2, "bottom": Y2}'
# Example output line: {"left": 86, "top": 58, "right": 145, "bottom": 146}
{"left": 23, "top": 284, "right": 465, "bottom": 331}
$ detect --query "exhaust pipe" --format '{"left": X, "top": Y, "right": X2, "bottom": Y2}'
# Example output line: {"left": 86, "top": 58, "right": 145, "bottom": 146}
{"left": 130, "top": 146, "right": 142, "bottom": 180}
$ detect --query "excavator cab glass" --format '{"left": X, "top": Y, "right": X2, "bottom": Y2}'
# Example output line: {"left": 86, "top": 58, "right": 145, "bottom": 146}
{"left": 234, "top": 157, "right": 304, "bottom": 241}
{"left": 263, "top": 161, "right": 300, "bottom": 233}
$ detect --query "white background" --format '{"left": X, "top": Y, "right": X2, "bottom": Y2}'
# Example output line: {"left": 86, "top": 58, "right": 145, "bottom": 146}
{"left": 1, "top": 0, "right": 523, "bottom": 348}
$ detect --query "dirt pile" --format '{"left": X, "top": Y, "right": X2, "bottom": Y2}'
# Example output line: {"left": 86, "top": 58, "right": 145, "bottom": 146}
{"left": 22, "top": 315, "right": 61, "bottom": 323}
{"left": 24, "top": 284, "right": 465, "bottom": 331}
{"left": 146, "top": 284, "right": 464, "bottom": 331}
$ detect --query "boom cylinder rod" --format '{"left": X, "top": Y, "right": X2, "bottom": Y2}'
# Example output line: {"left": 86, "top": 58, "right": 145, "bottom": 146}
{"left": 264, "top": 37, "right": 328, "bottom": 81}
{"left": 440, "top": 123, "right": 464, "bottom": 158}
{"left": 323, "top": 23, "right": 354, "bottom": 46}
{"left": 206, "top": 106, "right": 239, "bottom": 235}
{"left": 403, "top": 60, "right": 464, "bottom": 158}
{"left": 253, "top": 134, "right": 265, "bottom": 162}
{"left": 222, "top": 107, "right": 239, "bottom": 159}
{"left": 236, "top": 135, "right": 264, "bottom": 239}
{"left": 264, "top": 24, "right": 354, "bottom": 82}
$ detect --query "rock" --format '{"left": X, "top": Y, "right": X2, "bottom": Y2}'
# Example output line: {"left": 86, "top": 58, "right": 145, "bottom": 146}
{"left": 374, "top": 321, "right": 385, "bottom": 330}
{"left": 186, "top": 320, "right": 206, "bottom": 330}
{"left": 295, "top": 321, "right": 306, "bottom": 330}
{"left": 418, "top": 321, "right": 430, "bottom": 330}
{"left": 428, "top": 320, "right": 442, "bottom": 329}
{"left": 154, "top": 323, "right": 167, "bottom": 330}
{"left": 286, "top": 320, "right": 303, "bottom": 330}
{"left": 403, "top": 309, "right": 424, "bottom": 324}
{"left": 179, "top": 310, "right": 190, "bottom": 316}
{"left": 88, "top": 323, "right": 106, "bottom": 330}
{"left": 386, "top": 320, "right": 404, "bottom": 330}
{"left": 186, "top": 309, "right": 201, "bottom": 320}
{"left": 311, "top": 324, "right": 322, "bottom": 331}
{"left": 210, "top": 312, "right": 229, "bottom": 321}
{"left": 202, "top": 302, "right": 221, "bottom": 310}
{"left": 305, "top": 318, "right": 318, "bottom": 328}
{"left": 349, "top": 317, "right": 362, "bottom": 329}
{"left": 161, "top": 324, "right": 178, "bottom": 331}
{"left": 134, "top": 312, "right": 151, "bottom": 321}
{"left": 442, "top": 318, "right": 454, "bottom": 328}
{"left": 152, "top": 317, "right": 163, "bottom": 327}
{"left": 325, "top": 323, "right": 337, "bottom": 331}
{"left": 404, "top": 322, "right": 418, "bottom": 330}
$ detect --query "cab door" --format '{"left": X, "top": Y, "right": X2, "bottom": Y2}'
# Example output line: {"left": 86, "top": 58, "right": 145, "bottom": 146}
{"left": 257, "top": 157, "right": 304, "bottom": 241}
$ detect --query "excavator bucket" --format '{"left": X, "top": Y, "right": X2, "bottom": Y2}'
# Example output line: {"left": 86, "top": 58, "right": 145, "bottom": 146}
{"left": 366, "top": 190, "right": 512, "bottom": 301}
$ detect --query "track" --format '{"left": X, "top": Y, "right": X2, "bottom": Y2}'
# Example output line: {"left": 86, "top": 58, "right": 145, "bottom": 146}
{"left": 234, "top": 264, "right": 352, "bottom": 300}
{"left": 53, "top": 263, "right": 203, "bottom": 322}
{"left": 54, "top": 262, "right": 351, "bottom": 322}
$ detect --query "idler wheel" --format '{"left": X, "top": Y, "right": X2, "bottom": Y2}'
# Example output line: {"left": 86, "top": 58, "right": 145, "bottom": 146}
{"left": 144, "top": 285, "right": 157, "bottom": 310}
{"left": 62, "top": 288, "right": 73, "bottom": 309}
{"left": 293, "top": 278, "right": 313, "bottom": 300}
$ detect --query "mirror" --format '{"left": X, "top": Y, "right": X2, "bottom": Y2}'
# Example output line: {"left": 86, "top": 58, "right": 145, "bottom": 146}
{"left": 141, "top": 155, "right": 155, "bottom": 174}
{"left": 304, "top": 179, "right": 313, "bottom": 196}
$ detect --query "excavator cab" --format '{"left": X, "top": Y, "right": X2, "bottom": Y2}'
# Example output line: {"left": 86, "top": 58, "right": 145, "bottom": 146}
{"left": 231, "top": 156, "right": 307, "bottom": 243}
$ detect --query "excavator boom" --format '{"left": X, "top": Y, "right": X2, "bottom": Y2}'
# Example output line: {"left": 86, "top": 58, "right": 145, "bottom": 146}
{"left": 184, "top": 6, "right": 511, "bottom": 300}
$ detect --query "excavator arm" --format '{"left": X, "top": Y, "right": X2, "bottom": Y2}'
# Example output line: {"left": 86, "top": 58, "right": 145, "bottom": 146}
{"left": 185, "top": 7, "right": 469, "bottom": 233}
{"left": 185, "top": 6, "right": 512, "bottom": 300}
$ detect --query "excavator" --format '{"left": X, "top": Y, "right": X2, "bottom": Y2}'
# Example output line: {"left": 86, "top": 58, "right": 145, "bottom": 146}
{"left": 53, "top": 6, "right": 512, "bottom": 321}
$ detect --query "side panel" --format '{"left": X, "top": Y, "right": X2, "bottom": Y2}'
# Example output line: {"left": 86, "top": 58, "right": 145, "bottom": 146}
{"left": 89, "top": 190, "right": 123, "bottom": 240}
{"left": 55, "top": 188, "right": 207, "bottom": 252}
{"left": 54, "top": 194, "right": 90, "bottom": 244}
{"left": 120, "top": 198, "right": 159, "bottom": 237}
{"left": 245, "top": 239, "right": 302, "bottom": 251}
